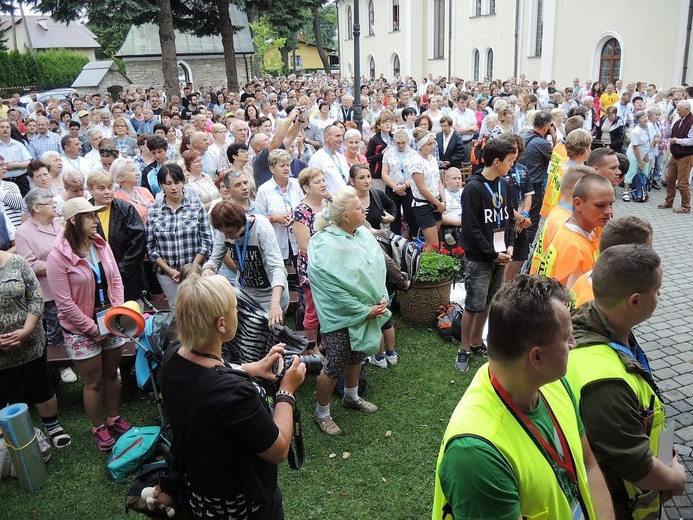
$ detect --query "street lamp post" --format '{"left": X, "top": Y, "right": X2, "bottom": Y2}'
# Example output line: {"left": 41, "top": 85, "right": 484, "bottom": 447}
{"left": 353, "top": 0, "right": 362, "bottom": 132}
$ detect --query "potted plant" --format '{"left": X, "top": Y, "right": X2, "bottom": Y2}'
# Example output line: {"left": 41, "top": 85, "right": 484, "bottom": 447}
{"left": 398, "top": 246, "right": 463, "bottom": 326}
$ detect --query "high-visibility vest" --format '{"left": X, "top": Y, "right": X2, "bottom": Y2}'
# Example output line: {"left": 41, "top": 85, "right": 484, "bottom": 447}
{"left": 567, "top": 343, "right": 665, "bottom": 520}
{"left": 432, "top": 364, "right": 596, "bottom": 520}
{"left": 530, "top": 204, "right": 571, "bottom": 274}
{"left": 534, "top": 224, "right": 599, "bottom": 288}
{"left": 541, "top": 143, "right": 569, "bottom": 217}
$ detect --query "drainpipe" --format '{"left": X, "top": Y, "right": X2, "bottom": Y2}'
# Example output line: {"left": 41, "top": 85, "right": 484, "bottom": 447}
{"left": 447, "top": 0, "right": 453, "bottom": 79}
{"left": 682, "top": 0, "right": 693, "bottom": 85}
{"left": 513, "top": 0, "right": 520, "bottom": 79}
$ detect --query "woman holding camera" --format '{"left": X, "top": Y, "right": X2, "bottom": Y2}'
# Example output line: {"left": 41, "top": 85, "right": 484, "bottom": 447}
{"left": 160, "top": 275, "right": 306, "bottom": 519}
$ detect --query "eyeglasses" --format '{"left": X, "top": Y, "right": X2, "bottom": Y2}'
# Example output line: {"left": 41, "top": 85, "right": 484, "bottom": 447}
{"left": 35, "top": 201, "right": 57, "bottom": 207}
{"left": 0, "top": 163, "right": 6, "bottom": 168}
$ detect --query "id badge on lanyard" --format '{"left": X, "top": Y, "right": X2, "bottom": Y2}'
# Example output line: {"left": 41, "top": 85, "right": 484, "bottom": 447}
{"left": 493, "top": 229, "right": 506, "bottom": 253}
{"left": 87, "top": 246, "right": 111, "bottom": 336}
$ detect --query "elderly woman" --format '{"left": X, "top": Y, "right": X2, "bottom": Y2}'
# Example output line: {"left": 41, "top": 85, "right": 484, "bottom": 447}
{"left": 342, "top": 128, "right": 367, "bottom": 167}
{"left": 15, "top": 188, "right": 77, "bottom": 387}
{"left": 40, "top": 150, "right": 65, "bottom": 194}
{"left": 381, "top": 128, "right": 418, "bottom": 236}
{"left": 112, "top": 117, "right": 138, "bottom": 157}
{"left": 408, "top": 128, "right": 446, "bottom": 252}
{"left": 86, "top": 170, "right": 147, "bottom": 302}
{"left": 47, "top": 198, "right": 129, "bottom": 451}
{"left": 551, "top": 108, "right": 567, "bottom": 143}
{"left": 182, "top": 150, "right": 220, "bottom": 210}
{"left": 26, "top": 159, "right": 53, "bottom": 192}
{"left": 146, "top": 164, "right": 213, "bottom": 306}
{"left": 492, "top": 106, "right": 516, "bottom": 136}
{"left": 110, "top": 157, "right": 155, "bottom": 224}
{"left": 203, "top": 201, "right": 289, "bottom": 327}
{"left": 54, "top": 170, "right": 87, "bottom": 215}
{"left": 292, "top": 167, "right": 329, "bottom": 339}
{"left": 255, "top": 149, "right": 303, "bottom": 262}
{"left": 0, "top": 245, "right": 72, "bottom": 448}
{"left": 159, "top": 275, "right": 305, "bottom": 519}
{"left": 309, "top": 187, "right": 391, "bottom": 436}
{"left": 366, "top": 109, "right": 395, "bottom": 192}
{"left": 595, "top": 106, "right": 625, "bottom": 153}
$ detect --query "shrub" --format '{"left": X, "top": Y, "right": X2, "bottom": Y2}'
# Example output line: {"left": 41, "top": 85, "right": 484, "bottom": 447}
{"left": 0, "top": 49, "right": 89, "bottom": 91}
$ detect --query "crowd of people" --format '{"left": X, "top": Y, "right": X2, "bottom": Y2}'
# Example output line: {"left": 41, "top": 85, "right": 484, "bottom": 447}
{"left": 0, "top": 70, "right": 689, "bottom": 518}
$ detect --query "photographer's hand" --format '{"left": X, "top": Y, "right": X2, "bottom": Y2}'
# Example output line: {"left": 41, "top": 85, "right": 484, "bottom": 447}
{"left": 243, "top": 344, "right": 286, "bottom": 380}
{"left": 279, "top": 355, "right": 306, "bottom": 394}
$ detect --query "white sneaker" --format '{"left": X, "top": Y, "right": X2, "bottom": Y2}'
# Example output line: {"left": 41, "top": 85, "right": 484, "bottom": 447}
{"left": 368, "top": 355, "right": 388, "bottom": 368}
{"left": 60, "top": 367, "right": 77, "bottom": 384}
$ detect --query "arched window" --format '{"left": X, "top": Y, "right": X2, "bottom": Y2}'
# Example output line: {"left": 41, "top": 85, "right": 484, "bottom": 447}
{"left": 177, "top": 61, "right": 192, "bottom": 85}
{"left": 392, "top": 53, "right": 400, "bottom": 78}
{"left": 369, "top": 56, "right": 376, "bottom": 79}
{"left": 433, "top": 0, "right": 445, "bottom": 59}
{"left": 368, "top": 0, "right": 375, "bottom": 36}
{"left": 472, "top": 49, "right": 480, "bottom": 81}
{"left": 486, "top": 48, "right": 494, "bottom": 80}
{"left": 475, "top": 0, "right": 482, "bottom": 16}
{"left": 490, "top": 0, "right": 496, "bottom": 13}
{"left": 600, "top": 38, "right": 621, "bottom": 85}
{"left": 346, "top": 5, "right": 353, "bottom": 40}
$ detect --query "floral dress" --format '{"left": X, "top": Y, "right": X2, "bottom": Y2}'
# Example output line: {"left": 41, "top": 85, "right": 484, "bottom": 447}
{"left": 292, "top": 202, "right": 318, "bottom": 288}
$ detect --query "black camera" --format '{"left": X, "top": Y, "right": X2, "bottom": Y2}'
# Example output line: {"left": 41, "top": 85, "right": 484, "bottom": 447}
{"left": 273, "top": 352, "right": 323, "bottom": 378}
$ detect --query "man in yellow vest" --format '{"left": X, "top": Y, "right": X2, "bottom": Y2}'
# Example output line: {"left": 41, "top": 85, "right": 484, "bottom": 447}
{"left": 433, "top": 275, "right": 614, "bottom": 520}
{"left": 567, "top": 245, "right": 686, "bottom": 519}
{"left": 534, "top": 174, "right": 614, "bottom": 288}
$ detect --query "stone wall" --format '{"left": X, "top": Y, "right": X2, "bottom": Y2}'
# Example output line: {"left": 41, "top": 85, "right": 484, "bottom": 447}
{"left": 123, "top": 56, "right": 250, "bottom": 91}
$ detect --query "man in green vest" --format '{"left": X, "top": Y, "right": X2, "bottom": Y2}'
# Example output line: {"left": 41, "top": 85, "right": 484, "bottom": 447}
{"left": 567, "top": 244, "right": 686, "bottom": 519}
{"left": 433, "top": 275, "right": 614, "bottom": 520}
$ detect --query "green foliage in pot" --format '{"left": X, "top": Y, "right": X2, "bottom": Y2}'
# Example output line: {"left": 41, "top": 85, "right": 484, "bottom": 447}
{"left": 416, "top": 251, "right": 461, "bottom": 283}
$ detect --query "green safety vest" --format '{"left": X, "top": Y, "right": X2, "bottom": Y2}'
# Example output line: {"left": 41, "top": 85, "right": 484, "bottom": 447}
{"left": 567, "top": 343, "right": 665, "bottom": 520}
{"left": 432, "top": 364, "right": 596, "bottom": 520}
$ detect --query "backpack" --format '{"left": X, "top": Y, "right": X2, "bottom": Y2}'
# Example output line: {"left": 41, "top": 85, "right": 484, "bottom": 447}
{"left": 630, "top": 171, "right": 649, "bottom": 202}
{"left": 470, "top": 133, "right": 489, "bottom": 173}
{"left": 107, "top": 426, "right": 161, "bottom": 481}
{"left": 436, "top": 302, "right": 463, "bottom": 342}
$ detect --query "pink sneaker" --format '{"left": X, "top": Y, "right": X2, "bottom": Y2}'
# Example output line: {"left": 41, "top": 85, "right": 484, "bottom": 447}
{"left": 93, "top": 425, "right": 115, "bottom": 451}
{"left": 106, "top": 416, "right": 132, "bottom": 436}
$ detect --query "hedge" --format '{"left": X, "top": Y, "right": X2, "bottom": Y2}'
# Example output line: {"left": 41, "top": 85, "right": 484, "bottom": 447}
{"left": 0, "top": 49, "right": 89, "bottom": 93}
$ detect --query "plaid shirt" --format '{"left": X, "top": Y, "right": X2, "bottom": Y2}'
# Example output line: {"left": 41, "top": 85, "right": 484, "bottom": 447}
{"left": 29, "top": 131, "right": 63, "bottom": 159}
{"left": 146, "top": 192, "right": 213, "bottom": 273}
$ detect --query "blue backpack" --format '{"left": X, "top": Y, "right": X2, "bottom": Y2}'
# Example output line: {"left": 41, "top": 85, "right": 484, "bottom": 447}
{"left": 107, "top": 426, "right": 161, "bottom": 481}
{"left": 630, "top": 171, "right": 649, "bottom": 202}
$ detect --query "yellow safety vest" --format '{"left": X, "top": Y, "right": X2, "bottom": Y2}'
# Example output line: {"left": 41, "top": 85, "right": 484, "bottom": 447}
{"left": 530, "top": 204, "right": 571, "bottom": 275}
{"left": 534, "top": 224, "right": 599, "bottom": 289}
{"left": 567, "top": 344, "right": 665, "bottom": 520}
{"left": 540, "top": 143, "right": 569, "bottom": 217}
{"left": 433, "top": 364, "right": 596, "bottom": 520}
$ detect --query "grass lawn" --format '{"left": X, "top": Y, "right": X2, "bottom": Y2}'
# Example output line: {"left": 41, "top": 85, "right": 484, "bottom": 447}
{"left": 0, "top": 316, "right": 482, "bottom": 519}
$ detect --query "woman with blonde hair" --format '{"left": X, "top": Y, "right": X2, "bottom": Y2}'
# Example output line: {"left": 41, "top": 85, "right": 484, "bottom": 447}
{"left": 365, "top": 109, "right": 395, "bottom": 192}
{"left": 110, "top": 157, "right": 155, "bottom": 224}
{"left": 309, "top": 187, "right": 390, "bottom": 436}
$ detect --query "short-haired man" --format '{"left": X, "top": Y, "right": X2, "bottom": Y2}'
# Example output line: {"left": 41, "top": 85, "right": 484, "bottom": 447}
{"left": 60, "top": 135, "right": 90, "bottom": 177}
{"left": 586, "top": 147, "right": 624, "bottom": 186}
{"left": 533, "top": 174, "right": 614, "bottom": 288}
{"left": 455, "top": 134, "right": 516, "bottom": 372}
{"left": 434, "top": 275, "right": 614, "bottom": 520}
{"left": 570, "top": 216, "right": 653, "bottom": 308}
{"left": 659, "top": 100, "right": 693, "bottom": 213}
{"left": 567, "top": 245, "right": 686, "bottom": 518}
{"left": 518, "top": 110, "right": 556, "bottom": 245}
{"left": 308, "top": 124, "right": 349, "bottom": 196}
{"left": 436, "top": 116, "right": 465, "bottom": 170}
{"left": 29, "top": 116, "right": 62, "bottom": 159}
{"left": 600, "top": 84, "right": 620, "bottom": 115}
{"left": 0, "top": 118, "right": 32, "bottom": 195}
{"left": 450, "top": 93, "right": 478, "bottom": 160}
{"left": 93, "top": 108, "right": 113, "bottom": 139}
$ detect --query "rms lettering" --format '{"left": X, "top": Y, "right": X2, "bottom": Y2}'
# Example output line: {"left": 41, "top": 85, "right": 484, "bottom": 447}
{"left": 483, "top": 207, "right": 509, "bottom": 224}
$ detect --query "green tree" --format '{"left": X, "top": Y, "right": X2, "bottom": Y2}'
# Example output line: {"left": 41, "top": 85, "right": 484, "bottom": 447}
{"left": 87, "top": 21, "right": 129, "bottom": 73}
{"left": 249, "top": 19, "right": 285, "bottom": 75}
{"left": 301, "top": 2, "right": 336, "bottom": 50}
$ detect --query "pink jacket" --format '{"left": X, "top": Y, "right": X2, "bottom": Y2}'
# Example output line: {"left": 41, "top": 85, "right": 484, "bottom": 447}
{"left": 47, "top": 230, "right": 124, "bottom": 337}
{"left": 14, "top": 217, "right": 60, "bottom": 302}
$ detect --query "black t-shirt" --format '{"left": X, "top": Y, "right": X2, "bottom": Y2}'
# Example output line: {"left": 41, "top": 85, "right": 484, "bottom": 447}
{"left": 160, "top": 346, "right": 280, "bottom": 504}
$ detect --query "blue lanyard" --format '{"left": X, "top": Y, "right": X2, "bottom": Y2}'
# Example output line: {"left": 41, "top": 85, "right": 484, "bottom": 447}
{"left": 484, "top": 181, "right": 503, "bottom": 227}
{"left": 608, "top": 341, "right": 653, "bottom": 378}
{"left": 233, "top": 222, "right": 250, "bottom": 287}
{"left": 325, "top": 150, "right": 346, "bottom": 181}
{"left": 396, "top": 149, "right": 406, "bottom": 177}
{"left": 115, "top": 137, "right": 127, "bottom": 150}
{"left": 275, "top": 185, "right": 292, "bottom": 210}
{"left": 85, "top": 245, "right": 106, "bottom": 306}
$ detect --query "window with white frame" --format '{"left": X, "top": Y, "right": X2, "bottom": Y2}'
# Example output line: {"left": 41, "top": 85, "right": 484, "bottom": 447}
{"left": 433, "top": 0, "right": 445, "bottom": 59}
{"left": 392, "top": 0, "right": 400, "bottom": 31}
{"left": 472, "top": 49, "right": 480, "bottom": 81}
{"left": 392, "top": 54, "right": 401, "bottom": 78}
{"left": 490, "top": 0, "right": 496, "bottom": 14}
{"left": 368, "top": 0, "right": 375, "bottom": 36}
{"left": 369, "top": 56, "right": 376, "bottom": 79}
{"left": 474, "top": 0, "right": 482, "bottom": 16}
{"left": 346, "top": 5, "right": 353, "bottom": 40}
{"left": 533, "top": 0, "right": 544, "bottom": 56}
{"left": 486, "top": 48, "right": 494, "bottom": 80}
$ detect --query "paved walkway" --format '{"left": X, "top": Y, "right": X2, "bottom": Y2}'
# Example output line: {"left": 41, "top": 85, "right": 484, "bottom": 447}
{"left": 612, "top": 185, "right": 693, "bottom": 520}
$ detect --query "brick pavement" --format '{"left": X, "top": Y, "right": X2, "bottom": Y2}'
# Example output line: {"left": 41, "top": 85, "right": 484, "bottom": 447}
{"left": 613, "top": 184, "right": 693, "bottom": 520}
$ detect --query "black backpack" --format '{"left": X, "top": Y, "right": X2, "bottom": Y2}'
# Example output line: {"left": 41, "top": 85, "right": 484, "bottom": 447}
{"left": 630, "top": 171, "right": 649, "bottom": 202}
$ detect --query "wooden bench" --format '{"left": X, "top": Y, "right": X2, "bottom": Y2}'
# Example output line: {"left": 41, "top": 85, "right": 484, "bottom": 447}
{"left": 47, "top": 342, "right": 139, "bottom": 400}
{"left": 460, "top": 162, "right": 473, "bottom": 186}
{"left": 288, "top": 290, "right": 300, "bottom": 312}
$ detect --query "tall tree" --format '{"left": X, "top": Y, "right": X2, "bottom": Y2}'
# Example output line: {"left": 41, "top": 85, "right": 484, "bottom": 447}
{"left": 307, "top": 0, "right": 330, "bottom": 74}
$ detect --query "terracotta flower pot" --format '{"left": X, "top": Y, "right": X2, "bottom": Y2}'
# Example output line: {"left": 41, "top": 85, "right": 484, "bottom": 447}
{"left": 397, "top": 277, "right": 452, "bottom": 326}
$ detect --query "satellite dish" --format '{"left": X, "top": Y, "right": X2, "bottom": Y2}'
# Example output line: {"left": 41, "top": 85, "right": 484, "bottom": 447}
{"left": 105, "top": 301, "right": 145, "bottom": 338}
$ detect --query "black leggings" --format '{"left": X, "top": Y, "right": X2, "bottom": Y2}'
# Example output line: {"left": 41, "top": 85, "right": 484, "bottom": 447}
{"left": 385, "top": 186, "right": 419, "bottom": 238}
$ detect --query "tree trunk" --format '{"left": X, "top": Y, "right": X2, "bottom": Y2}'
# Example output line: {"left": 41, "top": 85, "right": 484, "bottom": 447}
{"left": 312, "top": 6, "right": 330, "bottom": 74}
{"left": 156, "top": 0, "right": 179, "bottom": 102}
{"left": 216, "top": 0, "right": 239, "bottom": 90}
{"left": 246, "top": 1, "right": 261, "bottom": 80}
{"left": 280, "top": 46, "right": 289, "bottom": 72}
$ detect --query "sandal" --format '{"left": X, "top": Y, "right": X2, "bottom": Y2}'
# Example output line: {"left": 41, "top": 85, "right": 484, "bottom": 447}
{"left": 314, "top": 414, "right": 341, "bottom": 436}
{"left": 46, "top": 426, "right": 72, "bottom": 449}
{"left": 673, "top": 208, "right": 691, "bottom": 214}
